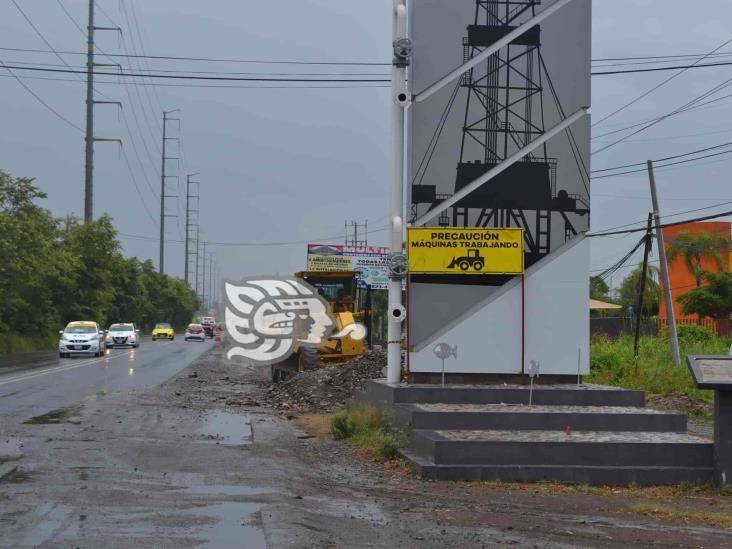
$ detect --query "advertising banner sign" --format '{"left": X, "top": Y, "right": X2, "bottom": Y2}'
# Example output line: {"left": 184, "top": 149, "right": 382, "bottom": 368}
{"left": 407, "top": 228, "right": 524, "bottom": 274}
{"left": 306, "top": 244, "right": 390, "bottom": 289}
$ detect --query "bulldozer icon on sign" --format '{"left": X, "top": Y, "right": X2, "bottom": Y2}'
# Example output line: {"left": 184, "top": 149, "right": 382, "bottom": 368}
{"left": 447, "top": 249, "right": 485, "bottom": 272}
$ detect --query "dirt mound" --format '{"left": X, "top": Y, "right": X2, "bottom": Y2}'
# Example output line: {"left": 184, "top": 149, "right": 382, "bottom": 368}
{"left": 257, "top": 349, "right": 386, "bottom": 413}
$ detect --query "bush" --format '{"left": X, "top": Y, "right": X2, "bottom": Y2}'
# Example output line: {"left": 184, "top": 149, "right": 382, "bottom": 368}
{"left": 587, "top": 335, "right": 731, "bottom": 412}
{"left": 329, "top": 406, "right": 408, "bottom": 460}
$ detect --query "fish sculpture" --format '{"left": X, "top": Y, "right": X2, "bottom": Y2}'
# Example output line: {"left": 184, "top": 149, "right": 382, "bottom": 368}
{"left": 433, "top": 343, "right": 457, "bottom": 360}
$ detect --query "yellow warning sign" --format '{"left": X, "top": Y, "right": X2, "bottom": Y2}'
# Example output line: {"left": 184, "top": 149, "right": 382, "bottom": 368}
{"left": 407, "top": 228, "right": 524, "bottom": 275}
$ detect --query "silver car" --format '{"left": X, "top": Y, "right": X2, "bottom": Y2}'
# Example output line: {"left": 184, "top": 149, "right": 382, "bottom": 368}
{"left": 106, "top": 323, "right": 141, "bottom": 348}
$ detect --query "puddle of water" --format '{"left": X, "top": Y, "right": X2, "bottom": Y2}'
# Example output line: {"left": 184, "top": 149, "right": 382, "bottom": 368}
{"left": 23, "top": 405, "right": 83, "bottom": 425}
{"left": 183, "top": 484, "right": 270, "bottom": 497}
{"left": 199, "top": 412, "right": 252, "bottom": 446}
{"left": 184, "top": 502, "right": 266, "bottom": 549}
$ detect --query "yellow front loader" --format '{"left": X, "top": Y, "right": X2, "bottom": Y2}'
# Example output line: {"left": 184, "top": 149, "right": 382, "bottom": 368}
{"left": 271, "top": 270, "right": 371, "bottom": 382}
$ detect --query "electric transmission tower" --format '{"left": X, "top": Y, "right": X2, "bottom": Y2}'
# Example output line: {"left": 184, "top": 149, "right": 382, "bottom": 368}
{"left": 84, "top": 0, "right": 122, "bottom": 222}
{"left": 159, "top": 110, "right": 180, "bottom": 274}
{"left": 185, "top": 173, "right": 200, "bottom": 287}
{"left": 345, "top": 220, "right": 368, "bottom": 247}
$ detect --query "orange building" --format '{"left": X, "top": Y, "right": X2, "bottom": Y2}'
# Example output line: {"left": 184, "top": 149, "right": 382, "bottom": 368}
{"left": 659, "top": 221, "right": 731, "bottom": 325}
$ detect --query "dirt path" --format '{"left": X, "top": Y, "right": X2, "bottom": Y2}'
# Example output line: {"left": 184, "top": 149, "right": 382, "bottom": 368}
{"left": 1, "top": 347, "right": 730, "bottom": 548}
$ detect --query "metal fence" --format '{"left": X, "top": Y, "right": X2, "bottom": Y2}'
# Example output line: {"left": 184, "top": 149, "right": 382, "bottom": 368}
{"left": 591, "top": 316, "right": 731, "bottom": 339}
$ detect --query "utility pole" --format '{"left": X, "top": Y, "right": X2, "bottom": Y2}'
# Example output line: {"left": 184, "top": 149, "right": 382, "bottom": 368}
{"left": 84, "top": 0, "right": 121, "bottom": 222}
{"left": 159, "top": 110, "right": 180, "bottom": 273}
{"left": 345, "top": 220, "right": 368, "bottom": 247}
{"left": 201, "top": 241, "right": 207, "bottom": 309}
{"left": 209, "top": 254, "right": 214, "bottom": 311}
{"left": 185, "top": 173, "right": 200, "bottom": 286}
{"left": 633, "top": 213, "right": 654, "bottom": 357}
{"left": 648, "top": 160, "right": 681, "bottom": 366}
{"left": 195, "top": 226, "right": 201, "bottom": 298}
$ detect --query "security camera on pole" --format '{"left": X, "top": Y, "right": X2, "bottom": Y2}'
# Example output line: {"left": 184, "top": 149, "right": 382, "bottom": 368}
{"left": 387, "top": 0, "right": 410, "bottom": 385}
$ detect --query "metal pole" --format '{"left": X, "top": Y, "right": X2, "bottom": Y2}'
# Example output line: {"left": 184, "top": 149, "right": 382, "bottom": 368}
{"left": 633, "top": 213, "right": 654, "bottom": 357}
{"left": 159, "top": 111, "right": 167, "bottom": 274}
{"left": 209, "top": 254, "right": 214, "bottom": 311}
{"left": 201, "top": 242, "right": 207, "bottom": 309}
{"left": 185, "top": 174, "right": 191, "bottom": 284}
{"left": 84, "top": 0, "right": 95, "bottom": 222}
{"left": 387, "top": 0, "right": 408, "bottom": 385}
{"left": 648, "top": 160, "right": 681, "bottom": 366}
{"left": 195, "top": 226, "right": 200, "bottom": 297}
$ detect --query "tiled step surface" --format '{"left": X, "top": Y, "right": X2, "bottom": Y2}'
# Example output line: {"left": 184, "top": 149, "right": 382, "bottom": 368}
{"left": 402, "top": 451, "right": 714, "bottom": 484}
{"left": 410, "top": 429, "right": 713, "bottom": 467}
{"left": 365, "top": 380, "right": 645, "bottom": 407}
{"left": 395, "top": 403, "right": 687, "bottom": 432}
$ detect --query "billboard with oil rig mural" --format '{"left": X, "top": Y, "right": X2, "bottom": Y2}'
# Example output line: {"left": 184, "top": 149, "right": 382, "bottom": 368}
{"left": 406, "top": 0, "right": 591, "bottom": 377}
{"left": 409, "top": 0, "right": 590, "bottom": 267}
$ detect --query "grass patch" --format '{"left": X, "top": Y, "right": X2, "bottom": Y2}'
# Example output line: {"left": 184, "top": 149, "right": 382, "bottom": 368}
{"left": 0, "top": 332, "right": 57, "bottom": 356}
{"left": 626, "top": 503, "right": 732, "bottom": 528}
{"left": 330, "top": 406, "right": 409, "bottom": 461}
{"left": 586, "top": 335, "right": 730, "bottom": 413}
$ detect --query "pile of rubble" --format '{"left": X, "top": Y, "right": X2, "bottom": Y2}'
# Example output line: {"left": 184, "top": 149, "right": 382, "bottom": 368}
{"left": 257, "top": 349, "right": 387, "bottom": 413}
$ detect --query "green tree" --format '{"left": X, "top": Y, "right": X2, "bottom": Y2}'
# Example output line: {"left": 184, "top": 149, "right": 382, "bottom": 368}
{"left": 618, "top": 265, "right": 660, "bottom": 315}
{"left": 677, "top": 271, "right": 732, "bottom": 320}
{"left": 666, "top": 230, "right": 731, "bottom": 288}
{"left": 590, "top": 276, "right": 610, "bottom": 300}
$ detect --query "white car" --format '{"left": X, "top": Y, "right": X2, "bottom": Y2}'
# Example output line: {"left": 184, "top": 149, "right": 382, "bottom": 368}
{"left": 106, "top": 323, "right": 141, "bottom": 348}
{"left": 59, "top": 321, "right": 106, "bottom": 358}
{"left": 184, "top": 323, "right": 206, "bottom": 342}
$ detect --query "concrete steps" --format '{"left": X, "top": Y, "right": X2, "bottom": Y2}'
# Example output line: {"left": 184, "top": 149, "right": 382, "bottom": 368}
{"left": 403, "top": 452, "right": 714, "bottom": 485}
{"left": 360, "top": 380, "right": 714, "bottom": 485}
{"left": 364, "top": 380, "right": 645, "bottom": 407}
{"left": 395, "top": 403, "right": 687, "bottom": 432}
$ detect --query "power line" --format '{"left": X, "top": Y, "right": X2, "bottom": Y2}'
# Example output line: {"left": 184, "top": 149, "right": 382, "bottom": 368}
{"left": 591, "top": 201, "right": 732, "bottom": 236}
{"left": 592, "top": 51, "right": 732, "bottom": 63}
{"left": 592, "top": 148, "right": 732, "bottom": 180}
{"left": 118, "top": 226, "right": 388, "bottom": 248}
{"left": 589, "top": 209, "right": 732, "bottom": 238}
{"left": 0, "top": 45, "right": 389, "bottom": 66}
{"left": 592, "top": 60, "right": 732, "bottom": 76}
{"left": 1, "top": 63, "right": 391, "bottom": 82}
{"left": 591, "top": 76, "right": 732, "bottom": 156}
{"left": 591, "top": 37, "right": 732, "bottom": 127}
{"left": 592, "top": 140, "right": 732, "bottom": 174}
{"left": 0, "top": 58, "right": 83, "bottom": 132}
{"left": 9, "top": 0, "right": 86, "bottom": 86}
{"left": 0, "top": 72, "right": 390, "bottom": 89}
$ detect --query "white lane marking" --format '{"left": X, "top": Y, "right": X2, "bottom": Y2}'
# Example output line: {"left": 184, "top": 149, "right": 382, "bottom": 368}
{"left": 0, "top": 341, "right": 175, "bottom": 387}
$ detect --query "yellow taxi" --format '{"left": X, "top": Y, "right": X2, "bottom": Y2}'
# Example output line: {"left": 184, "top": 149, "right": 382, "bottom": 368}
{"left": 151, "top": 323, "right": 175, "bottom": 341}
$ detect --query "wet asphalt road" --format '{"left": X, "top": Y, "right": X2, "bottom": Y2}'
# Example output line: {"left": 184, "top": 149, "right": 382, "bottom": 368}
{"left": 0, "top": 336, "right": 214, "bottom": 423}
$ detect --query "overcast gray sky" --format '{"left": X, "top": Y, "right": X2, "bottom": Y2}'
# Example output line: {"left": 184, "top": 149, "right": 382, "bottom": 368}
{"left": 1, "top": 0, "right": 731, "bottom": 288}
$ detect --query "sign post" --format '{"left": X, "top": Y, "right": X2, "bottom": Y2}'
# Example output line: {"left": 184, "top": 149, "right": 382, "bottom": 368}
{"left": 687, "top": 355, "right": 732, "bottom": 487}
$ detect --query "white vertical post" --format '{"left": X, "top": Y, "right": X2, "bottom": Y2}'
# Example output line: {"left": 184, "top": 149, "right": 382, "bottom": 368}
{"left": 387, "top": 0, "right": 408, "bottom": 385}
